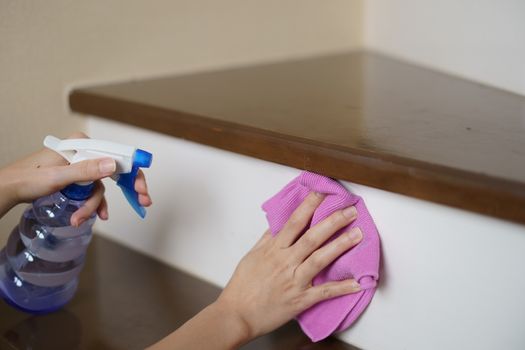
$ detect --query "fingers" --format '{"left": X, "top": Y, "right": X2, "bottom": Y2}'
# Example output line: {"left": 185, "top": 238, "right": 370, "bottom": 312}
{"left": 292, "top": 206, "right": 357, "bottom": 262}
{"left": 139, "top": 194, "right": 152, "bottom": 206}
{"left": 295, "top": 227, "right": 362, "bottom": 284}
{"left": 70, "top": 181, "right": 105, "bottom": 226}
{"left": 48, "top": 158, "right": 116, "bottom": 189}
{"left": 301, "top": 279, "right": 361, "bottom": 310}
{"left": 97, "top": 197, "right": 109, "bottom": 220}
{"left": 135, "top": 170, "right": 148, "bottom": 194}
{"left": 135, "top": 170, "right": 152, "bottom": 206}
{"left": 275, "top": 192, "right": 325, "bottom": 248}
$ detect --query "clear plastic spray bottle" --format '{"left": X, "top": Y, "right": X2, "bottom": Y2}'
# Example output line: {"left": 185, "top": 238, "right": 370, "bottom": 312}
{"left": 0, "top": 135, "right": 152, "bottom": 313}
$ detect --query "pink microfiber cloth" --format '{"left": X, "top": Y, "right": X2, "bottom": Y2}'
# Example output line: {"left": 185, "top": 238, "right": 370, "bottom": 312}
{"left": 262, "top": 171, "right": 380, "bottom": 342}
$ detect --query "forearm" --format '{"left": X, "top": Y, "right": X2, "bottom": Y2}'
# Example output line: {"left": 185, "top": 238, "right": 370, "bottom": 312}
{"left": 147, "top": 301, "right": 251, "bottom": 350}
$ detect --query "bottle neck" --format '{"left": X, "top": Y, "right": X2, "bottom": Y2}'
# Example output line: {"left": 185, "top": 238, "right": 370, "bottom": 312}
{"left": 61, "top": 182, "right": 95, "bottom": 201}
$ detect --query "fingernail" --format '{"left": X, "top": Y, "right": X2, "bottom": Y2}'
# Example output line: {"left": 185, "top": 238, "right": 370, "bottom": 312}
{"left": 348, "top": 227, "right": 362, "bottom": 242}
{"left": 342, "top": 206, "right": 357, "bottom": 219}
{"left": 350, "top": 280, "right": 361, "bottom": 290}
{"left": 314, "top": 192, "right": 324, "bottom": 197}
{"left": 99, "top": 158, "right": 116, "bottom": 175}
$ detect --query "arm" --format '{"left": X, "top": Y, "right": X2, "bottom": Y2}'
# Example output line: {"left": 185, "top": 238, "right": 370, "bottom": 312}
{"left": 150, "top": 302, "right": 250, "bottom": 350}
{"left": 148, "top": 192, "right": 362, "bottom": 349}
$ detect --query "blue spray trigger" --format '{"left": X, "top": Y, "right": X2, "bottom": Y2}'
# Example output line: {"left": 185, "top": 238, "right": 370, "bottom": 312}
{"left": 134, "top": 149, "right": 153, "bottom": 168}
{"left": 116, "top": 149, "right": 152, "bottom": 218}
{"left": 117, "top": 168, "right": 145, "bottom": 218}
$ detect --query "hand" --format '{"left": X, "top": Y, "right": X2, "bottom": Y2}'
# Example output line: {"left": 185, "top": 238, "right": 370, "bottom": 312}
{"left": 0, "top": 132, "right": 152, "bottom": 226}
{"left": 217, "top": 191, "right": 362, "bottom": 341}
{"left": 148, "top": 192, "right": 361, "bottom": 350}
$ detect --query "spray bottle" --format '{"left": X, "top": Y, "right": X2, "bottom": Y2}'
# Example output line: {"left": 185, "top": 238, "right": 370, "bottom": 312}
{"left": 0, "top": 135, "right": 152, "bottom": 313}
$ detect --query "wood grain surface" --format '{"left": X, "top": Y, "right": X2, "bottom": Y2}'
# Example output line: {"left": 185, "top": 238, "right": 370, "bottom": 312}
{"left": 0, "top": 235, "right": 358, "bottom": 349}
{"left": 70, "top": 51, "right": 525, "bottom": 224}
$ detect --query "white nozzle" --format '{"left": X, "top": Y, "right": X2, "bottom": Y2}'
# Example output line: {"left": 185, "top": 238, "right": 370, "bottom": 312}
{"left": 44, "top": 135, "right": 136, "bottom": 174}
{"left": 43, "top": 135, "right": 153, "bottom": 218}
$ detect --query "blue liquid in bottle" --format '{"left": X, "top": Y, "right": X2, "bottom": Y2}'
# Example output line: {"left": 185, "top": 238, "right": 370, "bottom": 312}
{"left": 0, "top": 184, "right": 95, "bottom": 313}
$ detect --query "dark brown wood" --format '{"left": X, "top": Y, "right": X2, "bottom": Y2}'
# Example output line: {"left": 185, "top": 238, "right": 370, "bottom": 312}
{"left": 0, "top": 235, "right": 358, "bottom": 350}
{"left": 69, "top": 51, "right": 525, "bottom": 224}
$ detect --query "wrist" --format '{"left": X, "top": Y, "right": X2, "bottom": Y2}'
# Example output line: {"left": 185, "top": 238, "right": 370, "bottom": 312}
{"left": 210, "top": 299, "right": 253, "bottom": 348}
{"left": 0, "top": 167, "right": 20, "bottom": 216}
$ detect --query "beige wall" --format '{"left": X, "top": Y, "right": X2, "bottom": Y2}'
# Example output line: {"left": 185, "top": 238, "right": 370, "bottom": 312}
{"left": 363, "top": 0, "right": 525, "bottom": 95}
{"left": 0, "top": 1, "right": 362, "bottom": 236}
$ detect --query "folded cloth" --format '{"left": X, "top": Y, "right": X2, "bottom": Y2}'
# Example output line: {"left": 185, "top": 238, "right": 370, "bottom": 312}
{"left": 262, "top": 171, "right": 380, "bottom": 342}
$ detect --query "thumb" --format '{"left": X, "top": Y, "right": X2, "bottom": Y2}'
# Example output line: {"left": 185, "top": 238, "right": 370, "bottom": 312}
{"left": 52, "top": 158, "right": 116, "bottom": 188}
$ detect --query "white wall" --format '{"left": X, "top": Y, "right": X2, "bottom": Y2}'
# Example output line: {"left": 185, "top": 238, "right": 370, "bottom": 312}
{"left": 363, "top": 0, "right": 525, "bottom": 95}
{"left": 0, "top": 0, "right": 362, "bottom": 241}
{"left": 88, "top": 118, "right": 525, "bottom": 350}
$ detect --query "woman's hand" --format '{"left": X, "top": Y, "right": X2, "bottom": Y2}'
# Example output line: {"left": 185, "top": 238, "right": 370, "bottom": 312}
{"left": 217, "top": 191, "right": 362, "bottom": 341}
{"left": 0, "top": 132, "right": 152, "bottom": 226}
{"left": 150, "top": 192, "right": 362, "bottom": 350}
